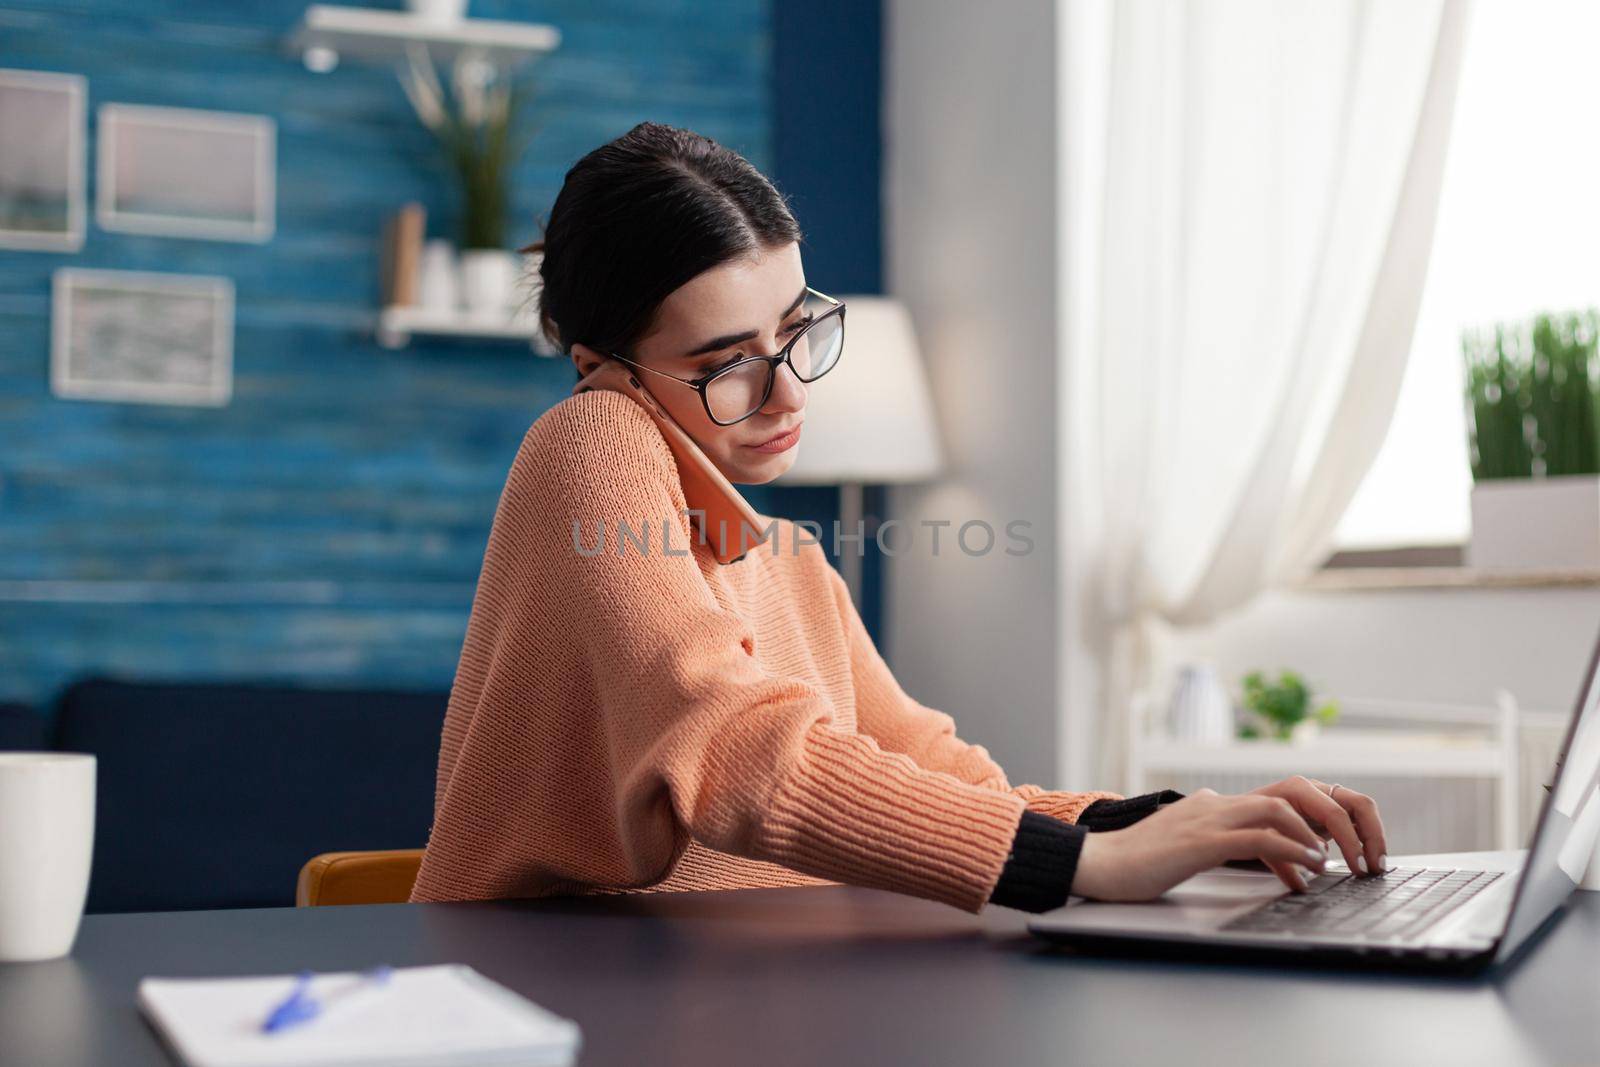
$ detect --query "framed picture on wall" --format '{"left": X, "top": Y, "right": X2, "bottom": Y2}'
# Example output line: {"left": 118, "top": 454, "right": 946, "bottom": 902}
{"left": 51, "top": 268, "right": 234, "bottom": 407}
{"left": 96, "top": 104, "right": 275, "bottom": 242}
{"left": 0, "top": 69, "right": 87, "bottom": 252}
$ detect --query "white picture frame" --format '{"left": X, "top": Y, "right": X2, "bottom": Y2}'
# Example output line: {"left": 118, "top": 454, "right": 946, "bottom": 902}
{"left": 51, "top": 268, "right": 234, "bottom": 407}
{"left": 0, "top": 69, "right": 87, "bottom": 252}
{"left": 96, "top": 104, "right": 275, "bottom": 243}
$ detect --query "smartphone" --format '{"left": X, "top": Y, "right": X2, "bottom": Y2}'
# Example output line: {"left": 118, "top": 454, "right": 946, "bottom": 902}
{"left": 573, "top": 359, "right": 767, "bottom": 564}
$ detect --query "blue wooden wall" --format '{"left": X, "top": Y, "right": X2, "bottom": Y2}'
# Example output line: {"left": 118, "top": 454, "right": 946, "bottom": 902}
{"left": 773, "top": 0, "right": 886, "bottom": 651}
{"left": 0, "top": 0, "right": 862, "bottom": 708}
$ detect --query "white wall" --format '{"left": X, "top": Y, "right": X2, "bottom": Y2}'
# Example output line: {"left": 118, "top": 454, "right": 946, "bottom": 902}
{"left": 882, "top": 0, "right": 1066, "bottom": 786}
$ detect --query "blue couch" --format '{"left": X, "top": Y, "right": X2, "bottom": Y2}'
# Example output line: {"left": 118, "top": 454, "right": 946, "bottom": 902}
{"left": 4, "top": 678, "right": 447, "bottom": 913}
{"left": 0, "top": 700, "right": 49, "bottom": 750}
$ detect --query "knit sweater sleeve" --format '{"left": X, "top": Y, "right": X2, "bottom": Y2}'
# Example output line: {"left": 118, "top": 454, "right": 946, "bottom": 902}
{"left": 821, "top": 561, "right": 1122, "bottom": 824}
{"left": 529, "top": 392, "right": 1028, "bottom": 913}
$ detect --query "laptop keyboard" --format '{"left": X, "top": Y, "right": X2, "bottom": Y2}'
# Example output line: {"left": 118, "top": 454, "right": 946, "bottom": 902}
{"left": 1220, "top": 866, "right": 1505, "bottom": 941}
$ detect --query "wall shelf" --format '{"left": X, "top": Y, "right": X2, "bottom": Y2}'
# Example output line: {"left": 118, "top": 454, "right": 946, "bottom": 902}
{"left": 377, "top": 305, "right": 559, "bottom": 356}
{"left": 287, "top": 5, "right": 561, "bottom": 73}
{"left": 1134, "top": 733, "right": 1505, "bottom": 778}
{"left": 1303, "top": 565, "right": 1600, "bottom": 592}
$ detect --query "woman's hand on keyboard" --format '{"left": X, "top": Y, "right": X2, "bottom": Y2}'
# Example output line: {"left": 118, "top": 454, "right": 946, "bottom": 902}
{"left": 1248, "top": 775, "right": 1389, "bottom": 879}
{"left": 1072, "top": 788, "right": 1330, "bottom": 901}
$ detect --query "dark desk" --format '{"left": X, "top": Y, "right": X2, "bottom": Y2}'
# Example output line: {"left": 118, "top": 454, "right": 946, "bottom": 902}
{"left": 3, "top": 884, "right": 1596, "bottom": 1066}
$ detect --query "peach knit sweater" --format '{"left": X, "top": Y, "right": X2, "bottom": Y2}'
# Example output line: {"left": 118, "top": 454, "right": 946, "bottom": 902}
{"left": 410, "top": 389, "right": 1119, "bottom": 913}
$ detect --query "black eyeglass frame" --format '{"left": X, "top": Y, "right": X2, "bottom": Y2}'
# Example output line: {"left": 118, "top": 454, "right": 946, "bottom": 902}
{"left": 607, "top": 286, "right": 846, "bottom": 426}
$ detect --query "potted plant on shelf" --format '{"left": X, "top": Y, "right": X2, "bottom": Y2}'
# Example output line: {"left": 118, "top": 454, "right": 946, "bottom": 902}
{"left": 399, "top": 45, "right": 537, "bottom": 319}
{"left": 1464, "top": 309, "right": 1600, "bottom": 570}
{"left": 1236, "top": 670, "right": 1338, "bottom": 744}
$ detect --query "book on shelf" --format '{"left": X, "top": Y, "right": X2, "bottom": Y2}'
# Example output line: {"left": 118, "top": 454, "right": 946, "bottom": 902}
{"left": 380, "top": 202, "right": 426, "bottom": 307}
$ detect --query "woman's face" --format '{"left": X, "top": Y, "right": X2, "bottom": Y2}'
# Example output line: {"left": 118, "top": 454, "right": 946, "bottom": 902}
{"left": 575, "top": 241, "right": 809, "bottom": 484}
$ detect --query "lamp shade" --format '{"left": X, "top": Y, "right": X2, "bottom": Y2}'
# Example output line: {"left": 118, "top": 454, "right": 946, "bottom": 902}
{"left": 774, "top": 297, "right": 944, "bottom": 485}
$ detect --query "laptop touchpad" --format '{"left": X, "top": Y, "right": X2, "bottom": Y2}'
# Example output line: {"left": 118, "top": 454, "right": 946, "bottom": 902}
{"left": 1035, "top": 867, "right": 1290, "bottom": 933}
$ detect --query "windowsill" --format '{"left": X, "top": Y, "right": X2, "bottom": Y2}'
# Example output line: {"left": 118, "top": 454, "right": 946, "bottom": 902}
{"left": 1307, "top": 545, "right": 1600, "bottom": 591}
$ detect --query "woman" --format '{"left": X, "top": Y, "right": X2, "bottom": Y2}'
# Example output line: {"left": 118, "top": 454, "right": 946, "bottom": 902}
{"left": 410, "top": 122, "right": 1389, "bottom": 914}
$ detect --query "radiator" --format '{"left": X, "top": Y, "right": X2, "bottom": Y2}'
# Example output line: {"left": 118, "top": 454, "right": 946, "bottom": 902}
{"left": 1156, "top": 720, "right": 1567, "bottom": 855}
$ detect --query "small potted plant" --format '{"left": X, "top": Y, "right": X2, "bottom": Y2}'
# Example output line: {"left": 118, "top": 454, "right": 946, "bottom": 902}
{"left": 1464, "top": 309, "right": 1600, "bottom": 570}
{"left": 1236, "top": 670, "right": 1338, "bottom": 743}
{"left": 400, "top": 45, "right": 537, "bottom": 318}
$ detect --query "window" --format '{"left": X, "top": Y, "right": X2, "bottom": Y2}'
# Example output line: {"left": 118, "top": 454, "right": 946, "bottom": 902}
{"left": 1334, "top": 0, "right": 1600, "bottom": 550}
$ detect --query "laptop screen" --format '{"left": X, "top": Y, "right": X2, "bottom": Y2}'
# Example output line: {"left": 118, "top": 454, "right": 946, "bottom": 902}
{"left": 1496, "top": 626, "right": 1600, "bottom": 962}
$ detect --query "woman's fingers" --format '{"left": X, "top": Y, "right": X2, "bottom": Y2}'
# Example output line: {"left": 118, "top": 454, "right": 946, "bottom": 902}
{"left": 1298, "top": 778, "right": 1389, "bottom": 874}
{"left": 1222, "top": 829, "right": 1326, "bottom": 883}
{"left": 1222, "top": 794, "right": 1326, "bottom": 855}
{"left": 1325, "top": 784, "right": 1390, "bottom": 874}
{"left": 1265, "top": 858, "right": 1313, "bottom": 894}
{"left": 1274, "top": 777, "right": 1369, "bottom": 875}
{"left": 1210, "top": 797, "right": 1327, "bottom": 893}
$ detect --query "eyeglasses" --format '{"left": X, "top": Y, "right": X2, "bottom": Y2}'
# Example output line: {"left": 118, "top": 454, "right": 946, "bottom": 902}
{"left": 608, "top": 286, "right": 846, "bottom": 426}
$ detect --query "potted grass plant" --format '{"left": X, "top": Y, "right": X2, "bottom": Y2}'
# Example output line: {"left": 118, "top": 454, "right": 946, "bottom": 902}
{"left": 399, "top": 45, "right": 537, "bottom": 318}
{"left": 1464, "top": 310, "right": 1600, "bottom": 570}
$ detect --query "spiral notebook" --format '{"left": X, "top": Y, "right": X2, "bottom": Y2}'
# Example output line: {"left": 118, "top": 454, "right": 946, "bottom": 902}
{"left": 137, "top": 964, "right": 581, "bottom": 1067}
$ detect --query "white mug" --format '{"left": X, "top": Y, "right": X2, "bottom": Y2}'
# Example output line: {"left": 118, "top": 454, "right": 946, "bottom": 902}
{"left": 0, "top": 753, "right": 96, "bottom": 962}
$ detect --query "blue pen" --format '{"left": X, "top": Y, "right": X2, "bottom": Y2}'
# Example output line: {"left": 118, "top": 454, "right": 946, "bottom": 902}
{"left": 261, "top": 966, "right": 394, "bottom": 1034}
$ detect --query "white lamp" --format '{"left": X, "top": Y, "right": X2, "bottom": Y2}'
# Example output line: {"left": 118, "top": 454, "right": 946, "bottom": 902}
{"left": 775, "top": 297, "right": 944, "bottom": 606}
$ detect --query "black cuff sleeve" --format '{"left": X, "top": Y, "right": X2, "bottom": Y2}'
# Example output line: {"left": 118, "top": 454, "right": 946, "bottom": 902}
{"left": 987, "top": 811, "right": 1088, "bottom": 913}
{"left": 1075, "top": 789, "right": 1186, "bottom": 832}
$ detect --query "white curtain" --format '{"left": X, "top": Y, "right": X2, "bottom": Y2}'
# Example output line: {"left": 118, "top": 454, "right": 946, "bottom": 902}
{"left": 1062, "top": 0, "right": 1473, "bottom": 787}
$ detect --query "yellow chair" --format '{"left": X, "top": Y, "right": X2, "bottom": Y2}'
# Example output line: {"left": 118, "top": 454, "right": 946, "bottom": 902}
{"left": 296, "top": 849, "right": 424, "bottom": 907}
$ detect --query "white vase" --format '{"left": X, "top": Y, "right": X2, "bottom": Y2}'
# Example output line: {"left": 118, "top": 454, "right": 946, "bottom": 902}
{"left": 1166, "top": 664, "right": 1235, "bottom": 743}
{"left": 417, "top": 240, "right": 459, "bottom": 313}
{"left": 1469, "top": 475, "right": 1600, "bottom": 571}
{"left": 406, "top": 0, "right": 468, "bottom": 23}
{"left": 458, "top": 248, "right": 516, "bottom": 318}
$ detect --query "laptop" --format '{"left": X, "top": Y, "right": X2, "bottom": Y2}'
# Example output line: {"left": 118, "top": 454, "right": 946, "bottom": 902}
{"left": 1028, "top": 627, "right": 1600, "bottom": 972}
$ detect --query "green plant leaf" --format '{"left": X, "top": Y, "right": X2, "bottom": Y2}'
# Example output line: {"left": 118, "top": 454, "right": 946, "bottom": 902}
{"left": 1239, "top": 668, "right": 1333, "bottom": 735}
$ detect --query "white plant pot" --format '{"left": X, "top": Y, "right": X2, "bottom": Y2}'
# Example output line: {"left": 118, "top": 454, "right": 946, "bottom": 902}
{"left": 458, "top": 249, "right": 516, "bottom": 319}
{"left": 406, "top": 0, "right": 468, "bottom": 23}
{"left": 417, "top": 239, "right": 459, "bottom": 313}
{"left": 1468, "top": 475, "right": 1600, "bottom": 571}
{"left": 1288, "top": 718, "right": 1322, "bottom": 746}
